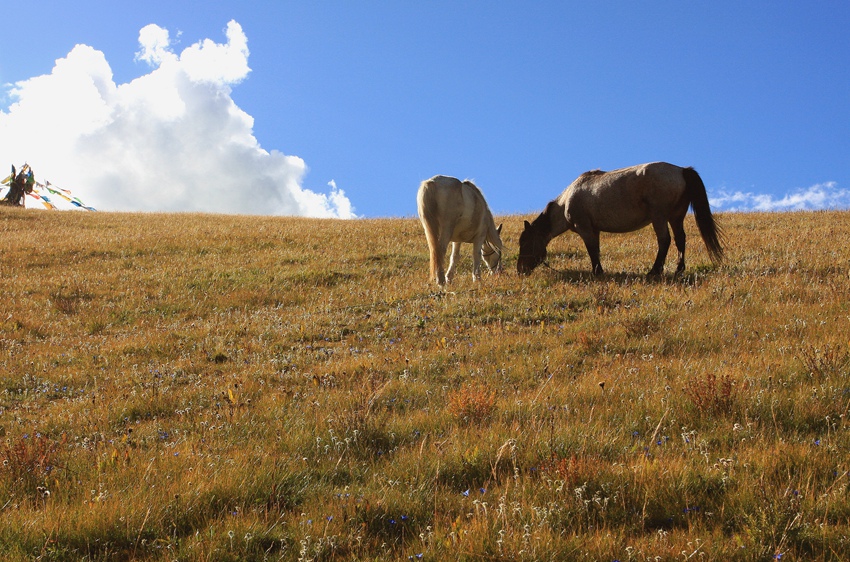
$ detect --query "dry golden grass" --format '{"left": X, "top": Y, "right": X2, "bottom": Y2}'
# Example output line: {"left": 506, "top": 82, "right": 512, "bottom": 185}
{"left": 1, "top": 207, "right": 849, "bottom": 561}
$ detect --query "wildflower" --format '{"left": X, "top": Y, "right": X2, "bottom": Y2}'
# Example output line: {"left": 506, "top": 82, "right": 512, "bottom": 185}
{"left": 480, "top": 488, "right": 486, "bottom": 494}
{"left": 462, "top": 489, "right": 470, "bottom": 497}
{"left": 814, "top": 439, "right": 821, "bottom": 446}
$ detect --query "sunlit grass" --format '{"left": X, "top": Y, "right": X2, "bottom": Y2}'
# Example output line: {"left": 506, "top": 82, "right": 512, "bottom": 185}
{"left": 1, "top": 208, "right": 849, "bottom": 560}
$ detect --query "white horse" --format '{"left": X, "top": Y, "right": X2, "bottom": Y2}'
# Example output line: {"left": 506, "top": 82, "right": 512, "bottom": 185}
{"left": 417, "top": 175, "right": 504, "bottom": 286}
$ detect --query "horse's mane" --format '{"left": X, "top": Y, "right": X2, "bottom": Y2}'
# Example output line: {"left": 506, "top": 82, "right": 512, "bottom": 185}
{"left": 462, "top": 179, "right": 494, "bottom": 215}
{"left": 530, "top": 202, "right": 555, "bottom": 232}
{"left": 461, "top": 179, "right": 481, "bottom": 193}
{"left": 577, "top": 169, "right": 606, "bottom": 183}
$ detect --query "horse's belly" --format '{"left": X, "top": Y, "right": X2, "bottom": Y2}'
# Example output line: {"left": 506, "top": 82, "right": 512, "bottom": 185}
{"left": 450, "top": 224, "right": 480, "bottom": 243}
{"left": 597, "top": 217, "right": 652, "bottom": 233}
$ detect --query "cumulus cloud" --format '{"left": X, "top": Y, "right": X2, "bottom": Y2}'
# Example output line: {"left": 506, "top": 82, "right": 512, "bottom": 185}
{"left": 0, "top": 21, "right": 354, "bottom": 217}
{"left": 710, "top": 182, "right": 850, "bottom": 212}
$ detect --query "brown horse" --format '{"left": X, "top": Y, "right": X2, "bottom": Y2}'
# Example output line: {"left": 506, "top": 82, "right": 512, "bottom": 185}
{"left": 417, "top": 175, "right": 504, "bottom": 286}
{"left": 517, "top": 162, "right": 723, "bottom": 277}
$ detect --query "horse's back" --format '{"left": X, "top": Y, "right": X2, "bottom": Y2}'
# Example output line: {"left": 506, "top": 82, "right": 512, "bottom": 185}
{"left": 420, "top": 175, "right": 462, "bottom": 192}
{"left": 418, "top": 176, "right": 494, "bottom": 243}
{"left": 418, "top": 175, "right": 464, "bottom": 215}
{"left": 561, "top": 162, "right": 688, "bottom": 232}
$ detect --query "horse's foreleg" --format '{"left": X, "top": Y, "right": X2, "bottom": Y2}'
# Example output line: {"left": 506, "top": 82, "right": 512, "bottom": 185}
{"left": 446, "top": 242, "right": 461, "bottom": 283}
{"left": 578, "top": 229, "right": 603, "bottom": 276}
{"left": 471, "top": 241, "right": 483, "bottom": 282}
{"left": 648, "top": 220, "right": 672, "bottom": 277}
{"left": 671, "top": 219, "right": 687, "bottom": 275}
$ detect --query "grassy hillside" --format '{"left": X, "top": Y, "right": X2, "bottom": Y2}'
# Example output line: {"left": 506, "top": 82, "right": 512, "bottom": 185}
{"left": 1, "top": 208, "right": 849, "bottom": 561}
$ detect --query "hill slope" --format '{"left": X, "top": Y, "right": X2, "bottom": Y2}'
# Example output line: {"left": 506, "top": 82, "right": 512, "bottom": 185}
{"left": 1, "top": 208, "right": 849, "bottom": 560}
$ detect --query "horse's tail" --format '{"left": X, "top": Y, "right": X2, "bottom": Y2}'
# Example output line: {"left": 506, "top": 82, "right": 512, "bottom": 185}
{"left": 683, "top": 166, "right": 724, "bottom": 263}
{"left": 417, "top": 181, "right": 443, "bottom": 281}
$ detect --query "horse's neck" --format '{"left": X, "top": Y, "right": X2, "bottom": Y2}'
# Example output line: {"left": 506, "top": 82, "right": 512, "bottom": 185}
{"left": 545, "top": 201, "right": 570, "bottom": 241}
{"left": 485, "top": 220, "right": 502, "bottom": 248}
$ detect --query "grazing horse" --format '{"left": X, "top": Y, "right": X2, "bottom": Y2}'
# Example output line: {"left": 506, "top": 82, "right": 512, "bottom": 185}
{"left": 417, "top": 175, "right": 504, "bottom": 286}
{"left": 517, "top": 162, "right": 723, "bottom": 277}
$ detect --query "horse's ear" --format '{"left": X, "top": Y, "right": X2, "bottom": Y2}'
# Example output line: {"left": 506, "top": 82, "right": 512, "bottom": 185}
{"left": 496, "top": 223, "right": 502, "bottom": 234}
{"left": 11, "top": 165, "right": 16, "bottom": 176}
{"left": 523, "top": 220, "right": 530, "bottom": 229}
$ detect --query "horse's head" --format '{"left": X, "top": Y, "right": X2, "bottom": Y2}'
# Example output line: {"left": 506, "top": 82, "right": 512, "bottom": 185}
{"left": 517, "top": 220, "right": 548, "bottom": 275}
{"left": 482, "top": 242, "right": 503, "bottom": 273}
{"left": 482, "top": 224, "right": 504, "bottom": 273}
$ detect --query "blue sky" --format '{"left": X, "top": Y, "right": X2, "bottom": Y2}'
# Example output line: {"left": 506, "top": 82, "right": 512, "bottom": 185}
{"left": 2, "top": 2, "right": 849, "bottom": 217}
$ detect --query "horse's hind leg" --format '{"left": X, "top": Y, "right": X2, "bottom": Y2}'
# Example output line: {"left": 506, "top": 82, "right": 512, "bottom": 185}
{"left": 648, "top": 219, "right": 672, "bottom": 277}
{"left": 445, "top": 242, "right": 461, "bottom": 283}
{"left": 670, "top": 218, "right": 686, "bottom": 275}
{"left": 430, "top": 239, "right": 450, "bottom": 286}
{"left": 431, "top": 244, "right": 447, "bottom": 286}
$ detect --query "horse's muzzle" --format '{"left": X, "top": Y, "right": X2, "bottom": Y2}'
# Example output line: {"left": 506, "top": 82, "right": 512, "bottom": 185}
{"left": 516, "top": 261, "right": 534, "bottom": 275}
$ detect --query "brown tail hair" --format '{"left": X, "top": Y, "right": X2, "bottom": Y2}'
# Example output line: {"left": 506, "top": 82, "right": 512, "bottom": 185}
{"left": 683, "top": 167, "right": 724, "bottom": 263}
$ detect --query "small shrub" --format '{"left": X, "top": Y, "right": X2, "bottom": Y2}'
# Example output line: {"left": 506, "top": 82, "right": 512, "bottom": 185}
{"left": 1, "top": 433, "right": 65, "bottom": 501}
{"left": 49, "top": 285, "right": 91, "bottom": 315}
{"left": 683, "top": 372, "right": 736, "bottom": 416}
{"left": 623, "top": 314, "right": 663, "bottom": 339}
{"left": 447, "top": 386, "right": 497, "bottom": 424}
{"left": 796, "top": 344, "right": 849, "bottom": 380}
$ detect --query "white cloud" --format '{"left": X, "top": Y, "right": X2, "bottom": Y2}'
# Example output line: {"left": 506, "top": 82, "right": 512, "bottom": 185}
{"left": 0, "top": 21, "right": 355, "bottom": 218}
{"left": 710, "top": 182, "right": 850, "bottom": 212}
{"left": 135, "top": 24, "right": 172, "bottom": 67}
